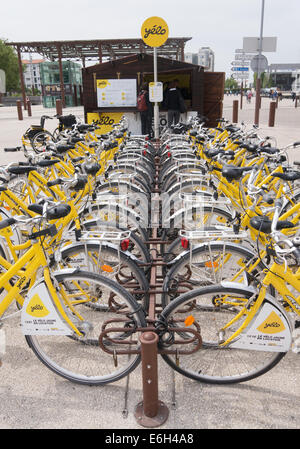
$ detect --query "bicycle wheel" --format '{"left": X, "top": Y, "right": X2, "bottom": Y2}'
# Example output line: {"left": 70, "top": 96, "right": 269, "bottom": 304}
{"left": 57, "top": 241, "right": 149, "bottom": 308}
{"left": 160, "top": 284, "right": 286, "bottom": 384}
{"left": 162, "top": 241, "right": 267, "bottom": 307}
{"left": 25, "top": 271, "right": 146, "bottom": 385}
{"left": 31, "top": 131, "right": 55, "bottom": 153}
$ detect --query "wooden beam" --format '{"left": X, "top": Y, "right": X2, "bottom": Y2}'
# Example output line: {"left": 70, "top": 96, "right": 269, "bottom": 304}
{"left": 17, "top": 46, "right": 27, "bottom": 110}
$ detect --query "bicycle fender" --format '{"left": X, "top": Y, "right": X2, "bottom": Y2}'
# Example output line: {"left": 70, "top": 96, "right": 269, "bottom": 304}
{"left": 220, "top": 281, "right": 293, "bottom": 352}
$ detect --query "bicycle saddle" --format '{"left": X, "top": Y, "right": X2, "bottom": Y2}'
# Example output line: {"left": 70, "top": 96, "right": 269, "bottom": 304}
{"left": 7, "top": 166, "right": 36, "bottom": 175}
{"left": 69, "top": 137, "right": 85, "bottom": 144}
{"left": 250, "top": 215, "right": 295, "bottom": 234}
{"left": 259, "top": 147, "right": 279, "bottom": 155}
{"left": 221, "top": 165, "right": 252, "bottom": 181}
{"left": 56, "top": 144, "right": 74, "bottom": 152}
{"left": 225, "top": 126, "right": 240, "bottom": 133}
{"left": 205, "top": 149, "right": 235, "bottom": 159}
{"left": 36, "top": 159, "right": 61, "bottom": 167}
{"left": 27, "top": 203, "right": 71, "bottom": 219}
{"left": 271, "top": 171, "right": 300, "bottom": 181}
{"left": 239, "top": 144, "right": 258, "bottom": 153}
{"left": 83, "top": 163, "right": 100, "bottom": 176}
{"left": 71, "top": 156, "right": 84, "bottom": 163}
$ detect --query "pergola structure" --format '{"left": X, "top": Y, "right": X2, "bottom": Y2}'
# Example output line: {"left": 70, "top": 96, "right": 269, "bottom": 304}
{"left": 6, "top": 37, "right": 192, "bottom": 109}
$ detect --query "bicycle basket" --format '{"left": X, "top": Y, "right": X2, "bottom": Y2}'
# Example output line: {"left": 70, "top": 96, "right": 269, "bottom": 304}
{"left": 58, "top": 114, "right": 77, "bottom": 130}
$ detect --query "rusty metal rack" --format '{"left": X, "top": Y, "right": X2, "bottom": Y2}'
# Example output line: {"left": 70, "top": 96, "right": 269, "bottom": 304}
{"left": 109, "top": 143, "right": 202, "bottom": 427}
{"left": 94, "top": 141, "right": 202, "bottom": 427}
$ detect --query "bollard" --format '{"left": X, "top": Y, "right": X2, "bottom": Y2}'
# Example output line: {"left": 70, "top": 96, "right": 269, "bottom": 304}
{"left": 56, "top": 99, "right": 62, "bottom": 116}
{"left": 16, "top": 100, "right": 23, "bottom": 120}
{"left": 268, "top": 101, "right": 276, "bottom": 127}
{"left": 232, "top": 100, "right": 238, "bottom": 123}
{"left": 295, "top": 96, "right": 298, "bottom": 108}
{"left": 27, "top": 100, "right": 32, "bottom": 117}
{"left": 134, "top": 331, "right": 169, "bottom": 427}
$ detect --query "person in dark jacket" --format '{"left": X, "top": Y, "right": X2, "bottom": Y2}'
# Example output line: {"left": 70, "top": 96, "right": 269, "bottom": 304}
{"left": 138, "top": 83, "right": 153, "bottom": 137}
{"left": 163, "top": 79, "right": 186, "bottom": 127}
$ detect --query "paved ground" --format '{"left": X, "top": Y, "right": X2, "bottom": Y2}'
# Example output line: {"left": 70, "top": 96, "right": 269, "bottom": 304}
{"left": 0, "top": 100, "right": 299, "bottom": 430}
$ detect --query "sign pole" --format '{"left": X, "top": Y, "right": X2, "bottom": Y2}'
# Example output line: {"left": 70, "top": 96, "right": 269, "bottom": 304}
{"left": 141, "top": 16, "right": 169, "bottom": 140}
{"left": 153, "top": 47, "right": 159, "bottom": 140}
{"left": 254, "top": 0, "right": 265, "bottom": 125}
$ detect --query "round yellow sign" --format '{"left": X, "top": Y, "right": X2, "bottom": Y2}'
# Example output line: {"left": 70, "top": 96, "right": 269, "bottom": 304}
{"left": 141, "top": 16, "right": 169, "bottom": 48}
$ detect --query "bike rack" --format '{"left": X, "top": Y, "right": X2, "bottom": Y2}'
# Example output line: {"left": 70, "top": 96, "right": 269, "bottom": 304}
{"left": 134, "top": 144, "right": 169, "bottom": 427}
{"left": 97, "top": 141, "right": 203, "bottom": 427}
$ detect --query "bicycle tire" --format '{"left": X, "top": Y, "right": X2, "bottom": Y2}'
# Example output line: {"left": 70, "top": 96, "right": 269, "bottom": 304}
{"left": 31, "top": 131, "right": 55, "bottom": 153}
{"left": 160, "top": 284, "right": 286, "bottom": 384}
{"left": 58, "top": 241, "right": 149, "bottom": 309}
{"left": 162, "top": 240, "right": 268, "bottom": 307}
{"left": 25, "top": 271, "right": 146, "bottom": 385}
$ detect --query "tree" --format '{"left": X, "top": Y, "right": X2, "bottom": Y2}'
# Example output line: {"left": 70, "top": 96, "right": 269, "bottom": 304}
{"left": 0, "top": 38, "right": 20, "bottom": 93}
{"left": 253, "top": 72, "right": 272, "bottom": 89}
{"left": 225, "top": 77, "right": 239, "bottom": 90}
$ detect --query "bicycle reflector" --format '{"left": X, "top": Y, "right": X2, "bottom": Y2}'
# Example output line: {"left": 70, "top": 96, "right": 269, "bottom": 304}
{"left": 181, "top": 237, "right": 189, "bottom": 249}
{"left": 184, "top": 315, "right": 195, "bottom": 327}
{"left": 121, "top": 239, "right": 130, "bottom": 251}
{"left": 101, "top": 264, "right": 114, "bottom": 273}
{"left": 205, "top": 261, "right": 218, "bottom": 268}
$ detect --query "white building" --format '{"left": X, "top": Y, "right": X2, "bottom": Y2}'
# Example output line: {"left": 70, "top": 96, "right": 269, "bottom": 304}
{"left": 184, "top": 52, "right": 199, "bottom": 65}
{"left": 22, "top": 58, "right": 44, "bottom": 92}
{"left": 198, "top": 47, "right": 215, "bottom": 71}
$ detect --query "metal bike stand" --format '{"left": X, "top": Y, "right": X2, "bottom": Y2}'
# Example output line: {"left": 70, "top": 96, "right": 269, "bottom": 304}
{"left": 134, "top": 143, "right": 169, "bottom": 427}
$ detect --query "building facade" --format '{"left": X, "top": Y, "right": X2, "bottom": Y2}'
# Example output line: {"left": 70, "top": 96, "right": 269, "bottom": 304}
{"left": 22, "top": 58, "right": 44, "bottom": 92}
{"left": 198, "top": 47, "right": 215, "bottom": 72}
{"left": 39, "top": 61, "right": 82, "bottom": 107}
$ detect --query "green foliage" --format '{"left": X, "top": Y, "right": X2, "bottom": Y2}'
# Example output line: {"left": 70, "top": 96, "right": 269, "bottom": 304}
{"left": 225, "top": 77, "right": 239, "bottom": 90}
{"left": 0, "top": 38, "right": 20, "bottom": 92}
{"left": 253, "top": 72, "right": 272, "bottom": 89}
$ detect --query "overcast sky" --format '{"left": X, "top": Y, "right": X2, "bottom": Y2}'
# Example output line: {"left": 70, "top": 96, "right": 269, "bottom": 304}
{"left": 2, "top": 0, "right": 300, "bottom": 79}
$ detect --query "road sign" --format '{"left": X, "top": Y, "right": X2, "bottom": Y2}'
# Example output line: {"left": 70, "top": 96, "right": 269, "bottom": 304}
{"left": 141, "top": 16, "right": 169, "bottom": 47}
{"left": 231, "top": 67, "right": 249, "bottom": 72}
{"left": 250, "top": 54, "right": 268, "bottom": 72}
{"left": 235, "top": 54, "right": 254, "bottom": 61}
{"left": 243, "top": 37, "right": 277, "bottom": 53}
{"left": 231, "top": 61, "right": 250, "bottom": 66}
{"left": 149, "top": 81, "right": 163, "bottom": 102}
{"left": 140, "top": 16, "right": 169, "bottom": 139}
{"left": 232, "top": 73, "right": 249, "bottom": 80}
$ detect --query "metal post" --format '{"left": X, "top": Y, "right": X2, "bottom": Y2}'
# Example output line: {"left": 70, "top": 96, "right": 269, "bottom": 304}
{"left": 134, "top": 331, "right": 169, "bottom": 427}
{"left": 153, "top": 47, "right": 159, "bottom": 140}
{"left": 240, "top": 81, "right": 243, "bottom": 109}
{"left": 98, "top": 42, "right": 102, "bottom": 64}
{"left": 17, "top": 46, "right": 27, "bottom": 110}
{"left": 57, "top": 45, "right": 65, "bottom": 108}
{"left": 56, "top": 98, "right": 62, "bottom": 116}
{"left": 232, "top": 100, "right": 239, "bottom": 123}
{"left": 16, "top": 100, "right": 23, "bottom": 120}
{"left": 268, "top": 101, "right": 276, "bottom": 127}
{"left": 26, "top": 99, "right": 32, "bottom": 116}
{"left": 254, "top": 0, "right": 265, "bottom": 125}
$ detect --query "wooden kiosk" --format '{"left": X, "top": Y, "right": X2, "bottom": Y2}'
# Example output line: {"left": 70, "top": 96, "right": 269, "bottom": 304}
{"left": 82, "top": 53, "right": 225, "bottom": 133}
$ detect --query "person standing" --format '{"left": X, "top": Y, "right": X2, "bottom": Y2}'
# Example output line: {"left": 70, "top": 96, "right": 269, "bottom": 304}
{"left": 163, "top": 79, "right": 186, "bottom": 128}
{"left": 137, "top": 83, "right": 153, "bottom": 137}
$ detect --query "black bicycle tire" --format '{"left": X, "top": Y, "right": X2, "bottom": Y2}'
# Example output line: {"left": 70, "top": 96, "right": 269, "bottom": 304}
{"left": 25, "top": 271, "right": 146, "bottom": 385}
{"left": 160, "top": 284, "right": 286, "bottom": 384}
